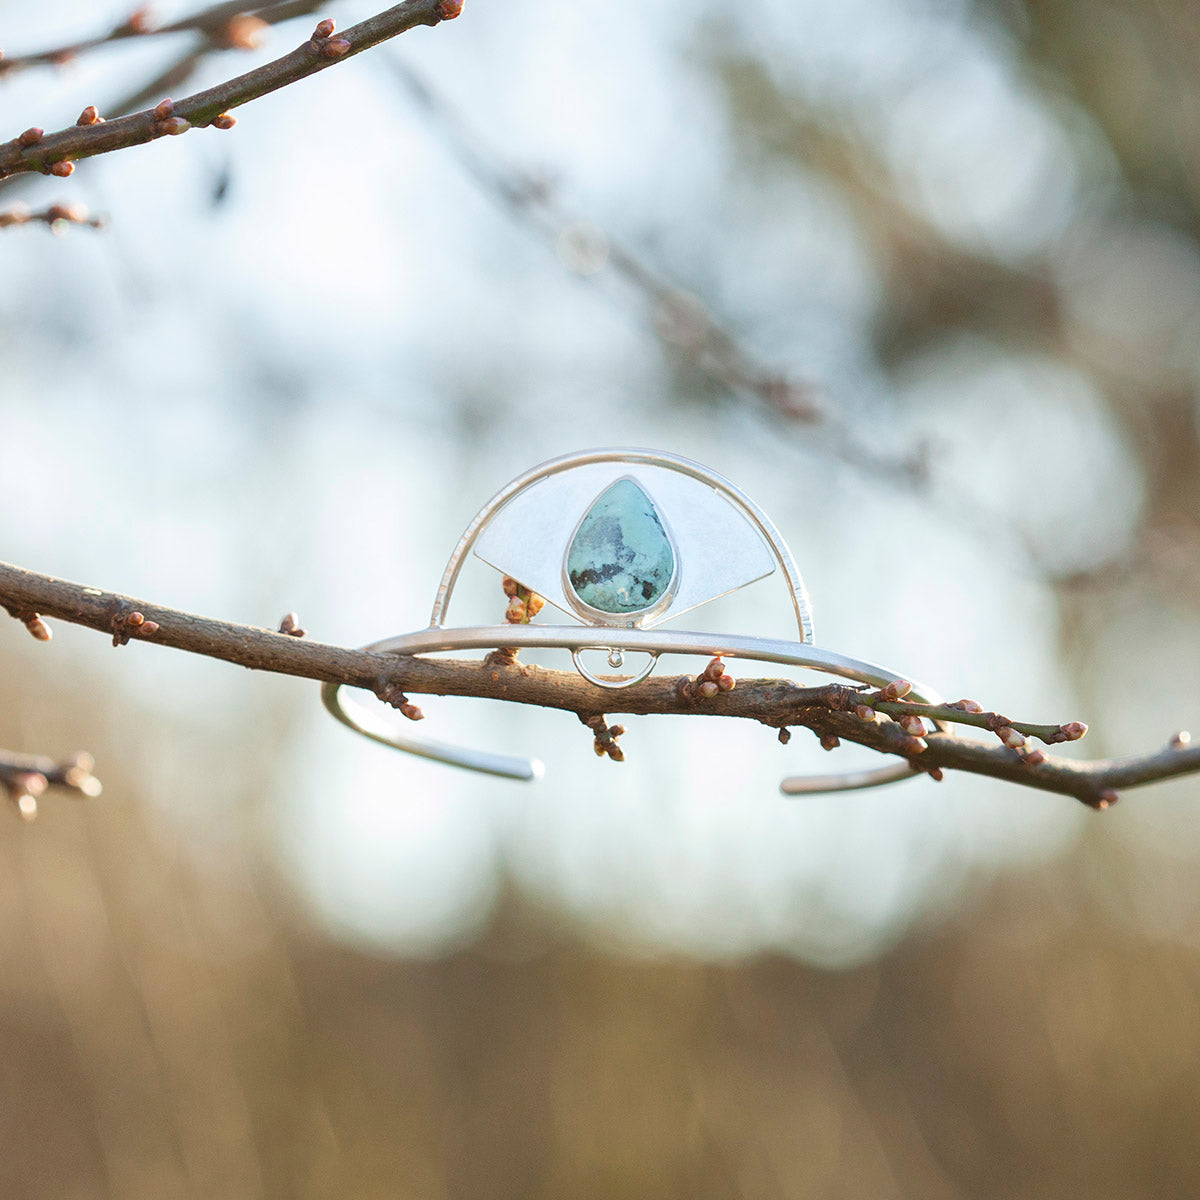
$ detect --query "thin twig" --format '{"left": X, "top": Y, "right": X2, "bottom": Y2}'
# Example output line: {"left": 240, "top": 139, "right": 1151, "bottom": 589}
{"left": 0, "top": 1, "right": 325, "bottom": 77}
{"left": 0, "top": 3, "right": 328, "bottom": 203}
{"left": 388, "top": 59, "right": 926, "bottom": 483}
{"left": 0, "top": 202, "right": 104, "bottom": 231}
{"left": 0, "top": 7, "right": 159, "bottom": 76}
{"left": 0, "top": 559, "right": 1191, "bottom": 808}
{"left": 388, "top": 60, "right": 818, "bottom": 426}
{"left": 0, "top": 749, "right": 102, "bottom": 821}
{"left": 0, "top": 0, "right": 462, "bottom": 181}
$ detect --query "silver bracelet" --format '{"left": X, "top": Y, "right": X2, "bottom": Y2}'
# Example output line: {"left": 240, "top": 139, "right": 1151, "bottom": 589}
{"left": 322, "top": 448, "right": 943, "bottom": 794}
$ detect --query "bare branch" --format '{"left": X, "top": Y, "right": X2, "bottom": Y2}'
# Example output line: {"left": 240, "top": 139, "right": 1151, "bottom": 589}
{"left": 0, "top": 749, "right": 102, "bottom": 821}
{"left": 0, "top": 6, "right": 160, "bottom": 76}
{"left": 388, "top": 60, "right": 926, "bottom": 484}
{"left": 389, "top": 60, "right": 819, "bottom": 422}
{"left": 0, "top": 201, "right": 104, "bottom": 232}
{"left": 0, "top": 1, "right": 330, "bottom": 77}
{"left": 0, "top": 0, "right": 462, "bottom": 181}
{"left": 1, "top": 560, "right": 1192, "bottom": 808}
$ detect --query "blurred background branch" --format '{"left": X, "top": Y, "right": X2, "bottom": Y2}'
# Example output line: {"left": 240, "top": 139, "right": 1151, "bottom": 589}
{"left": 389, "top": 57, "right": 934, "bottom": 486}
{"left": 0, "top": 749, "right": 101, "bottom": 821}
{"left": 0, "top": 201, "right": 104, "bottom": 231}
{"left": 0, "top": 1, "right": 308, "bottom": 77}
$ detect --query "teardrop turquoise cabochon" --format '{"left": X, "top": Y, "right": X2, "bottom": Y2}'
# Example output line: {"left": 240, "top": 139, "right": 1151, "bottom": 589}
{"left": 566, "top": 479, "right": 676, "bottom": 614}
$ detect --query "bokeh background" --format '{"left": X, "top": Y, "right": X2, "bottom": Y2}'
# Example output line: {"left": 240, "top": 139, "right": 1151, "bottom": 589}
{"left": 3, "top": 0, "right": 1200, "bottom": 1194}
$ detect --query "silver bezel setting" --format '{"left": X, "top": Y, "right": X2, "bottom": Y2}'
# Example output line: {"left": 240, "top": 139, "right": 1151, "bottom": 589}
{"left": 559, "top": 474, "right": 681, "bottom": 628}
{"left": 468, "top": 452, "right": 791, "bottom": 635}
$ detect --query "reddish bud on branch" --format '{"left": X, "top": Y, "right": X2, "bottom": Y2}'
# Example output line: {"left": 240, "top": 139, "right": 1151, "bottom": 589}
{"left": 211, "top": 113, "right": 237, "bottom": 130}
{"left": 220, "top": 15, "right": 268, "bottom": 50}
{"left": 696, "top": 657, "right": 735, "bottom": 691}
{"left": 18, "top": 128, "right": 43, "bottom": 147}
{"left": 483, "top": 646, "right": 519, "bottom": 667}
{"left": 0, "top": 203, "right": 102, "bottom": 230}
{"left": 584, "top": 714, "right": 626, "bottom": 762}
{"left": 1041, "top": 719, "right": 1088, "bottom": 745}
{"left": 62, "top": 754, "right": 102, "bottom": 797}
{"left": 996, "top": 726, "right": 1026, "bottom": 750}
{"left": 124, "top": 7, "right": 154, "bottom": 35}
{"left": 111, "top": 609, "right": 159, "bottom": 646}
{"left": 278, "top": 613, "right": 306, "bottom": 637}
{"left": 26, "top": 615, "right": 51, "bottom": 641}
{"left": 12, "top": 772, "right": 47, "bottom": 798}
{"left": 76, "top": 106, "right": 102, "bottom": 126}
{"left": 48, "top": 161, "right": 74, "bottom": 177}
{"left": 4, "top": 605, "right": 51, "bottom": 640}
{"left": 374, "top": 680, "right": 423, "bottom": 721}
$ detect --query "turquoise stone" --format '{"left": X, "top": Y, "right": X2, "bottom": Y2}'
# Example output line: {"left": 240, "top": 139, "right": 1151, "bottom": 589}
{"left": 567, "top": 480, "right": 675, "bottom": 614}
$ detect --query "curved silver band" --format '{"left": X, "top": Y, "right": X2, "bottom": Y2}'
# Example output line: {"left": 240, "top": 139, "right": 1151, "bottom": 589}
{"left": 321, "top": 625, "right": 945, "bottom": 795}
{"left": 426, "top": 447, "right": 816, "bottom": 642}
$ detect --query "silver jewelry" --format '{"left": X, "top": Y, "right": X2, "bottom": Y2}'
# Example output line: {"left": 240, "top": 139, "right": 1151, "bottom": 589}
{"left": 322, "top": 448, "right": 943, "bottom": 794}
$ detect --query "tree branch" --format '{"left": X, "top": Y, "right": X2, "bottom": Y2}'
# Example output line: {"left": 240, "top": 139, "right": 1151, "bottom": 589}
{"left": 106, "top": 2, "right": 329, "bottom": 118}
{"left": 0, "top": 2, "right": 353, "bottom": 77}
{"left": 387, "top": 60, "right": 928, "bottom": 485}
{"left": 2, "top": 560, "right": 1193, "bottom": 808}
{"left": 0, "top": 6, "right": 172, "bottom": 76}
{"left": 0, "top": 749, "right": 102, "bottom": 821}
{"left": 0, "top": 202, "right": 103, "bottom": 231}
{"left": 0, "top": 0, "right": 462, "bottom": 181}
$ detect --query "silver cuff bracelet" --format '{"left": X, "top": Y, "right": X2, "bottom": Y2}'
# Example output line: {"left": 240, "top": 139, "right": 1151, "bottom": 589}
{"left": 322, "top": 448, "right": 943, "bottom": 794}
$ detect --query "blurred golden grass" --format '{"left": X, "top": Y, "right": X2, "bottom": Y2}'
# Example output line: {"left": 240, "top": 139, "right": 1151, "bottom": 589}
{"left": 4, "top": 663, "right": 1200, "bottom": 1199}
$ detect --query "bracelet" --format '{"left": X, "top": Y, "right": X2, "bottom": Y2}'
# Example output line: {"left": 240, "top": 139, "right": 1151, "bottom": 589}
{"left": 322, "top": 448, "right": 944, "bottom": 794}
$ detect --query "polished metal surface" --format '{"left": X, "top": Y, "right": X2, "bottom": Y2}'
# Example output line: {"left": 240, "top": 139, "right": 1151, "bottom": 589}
{"left": 570, "top": 647, "right": 661, "bottom": 689}
{"left": 321, "top": 680, "right": 543, "bottom": 781}
{"left": 321, "top": 624, "right": 945, "bottom": 794}
{"left": 473, "top": 460, "right": 776, "bottom": 630}
{"left": 431, "top": 448, "right": 814, "bottom": 643}
{"left": 325, "top": 448, "right": 942, "bottom": 795}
